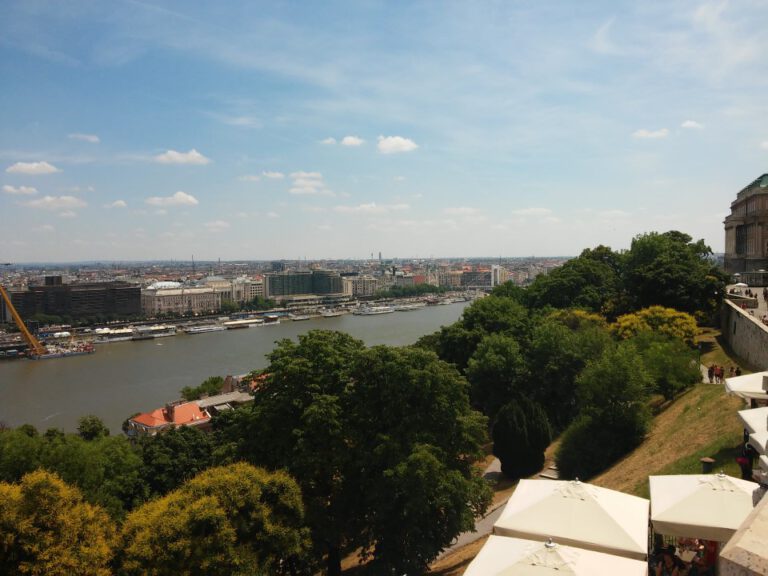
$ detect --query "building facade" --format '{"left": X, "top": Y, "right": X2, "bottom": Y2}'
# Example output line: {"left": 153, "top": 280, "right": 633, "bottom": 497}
{"left": 263, "top": 270, "right": 344, "bottom": 299}
{"left": 141, "top": 287, "right": 222, "bottom": 316}
{"left": 7, "top": 276, "right": 141, "bottom": 321}
{"left": 724, "top": 174, "right": 768, "bottom": 274}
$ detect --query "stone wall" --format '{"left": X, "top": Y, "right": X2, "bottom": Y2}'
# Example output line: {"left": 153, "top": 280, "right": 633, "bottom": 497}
{"left": 721, "top": 299, "right": 768, "bottom": 370}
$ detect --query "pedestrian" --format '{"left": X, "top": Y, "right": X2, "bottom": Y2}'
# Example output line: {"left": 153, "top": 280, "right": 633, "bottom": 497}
{"left": 707, "top": 364, "right": 714, "bottom": 384}
{"left": 736, "top": 366, "right": 742, "bottom": 376}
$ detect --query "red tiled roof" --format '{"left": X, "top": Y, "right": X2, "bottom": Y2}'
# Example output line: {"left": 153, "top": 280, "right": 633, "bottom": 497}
{"left": 130, "top": 402, "right": 210, "bottom": 429}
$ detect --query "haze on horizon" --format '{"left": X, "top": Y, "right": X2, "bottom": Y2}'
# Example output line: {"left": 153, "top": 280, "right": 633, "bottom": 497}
{"left": 2, "top": 0, "right": 767, "bottom": 263}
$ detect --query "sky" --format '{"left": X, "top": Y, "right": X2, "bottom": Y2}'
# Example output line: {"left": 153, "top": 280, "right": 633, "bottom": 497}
{"left": 1, "top": 0, "right": 768, "bottom": 262}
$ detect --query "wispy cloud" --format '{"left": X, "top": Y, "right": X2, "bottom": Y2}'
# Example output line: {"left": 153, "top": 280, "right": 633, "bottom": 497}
{"left": 107, "top": 200, "right": 127, "bottom": 208}
{"left": 154, "top": 149, "right": 210, "bottom": 165}
{"left": 510, "top": 207, "right": 552, "bottom": 217}
{"left": 632, "top": 128, "right": 669, "bottom": 139}
{"left": 58, "top": 210, "right": 78, "bottom": 218}
{"left": 377, "top": 136, "right": 418, "bottom": 154}
{"left": 262, "top": 171, "right": 285, "bottom": 179}
{"left": 239, "top": 174, "right": 261, "bottom": 182}
{"left": 24, "top": 195, "right": 86, "bottom": 210}
{"left": 334, "top": 202, "right": 409, "bottom": 214}
{"left": 681, "top": 120, "right": 703, "bottom": 129}
{"left": 289, "top": 171, "right": 334, "bottom": 196}
{"left": 145, "top": 191, "right": 199, "bottom": 206}
{"left": 204, "top": 220, "right": 230, "bottom": 230}
{"left": 760, "top": 141, "right": 768, "bottom": 150}
{"left": 589, "top": 18, "right": 621, "bottom": 55}
{"left": 5, "top": 161, "right": 61, "bottom": 174}
{"left": 220, "top": 115, "right": 261, "bottom": 128}
{"left": 320, "top": 137, "right": 337, "bottom": 145}
{"left": 68, "top": 133, "right": 100, "bottom": 143}
{"left": 341, "top": 135, "right": 364, "bottom": 146}
{"left": 2, "top": 185, "right": 37, "bottom": 195}
{"left": 444, "top": 206, "right": 481, "bottom": 216}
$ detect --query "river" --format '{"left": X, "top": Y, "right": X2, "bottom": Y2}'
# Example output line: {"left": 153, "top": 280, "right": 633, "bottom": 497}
{"left": 0, "top": 302, "right": 468, "bottom": 433}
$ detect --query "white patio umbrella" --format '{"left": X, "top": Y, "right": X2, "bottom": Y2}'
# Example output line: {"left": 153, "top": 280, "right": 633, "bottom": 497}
{"left": 463, "top": 535, "right": 648, "bottom": 576}
{"left": 725, "top": 372, "right": 768, "bottom": 401}
{"left": 719, "top": 490, "right": 768, "bottom": 575}
{"left": 748, "top": 431, "right": 768, "bottom": 455}
{"left": 492, "top": 479, "right": 649, "bottom": 561}
{"left": 650, "top": 474, "right": 759, "bottom": 542}
{"left": 733, "top": 282, "right": 749, "bottom": 288}
{"left": 738, "top": 406, "right": 768, "bottom": 434}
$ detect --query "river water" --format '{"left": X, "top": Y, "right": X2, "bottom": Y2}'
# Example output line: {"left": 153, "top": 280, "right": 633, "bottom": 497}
{"left": 0, "top": 302, "right": 468, "bottom": 433}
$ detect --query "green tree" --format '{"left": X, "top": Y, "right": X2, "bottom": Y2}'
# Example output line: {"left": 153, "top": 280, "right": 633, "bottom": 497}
{"left": 556, "top": 344, "right": 652, "bottom": 479}
{"left": 137, "top": 425, "right": 215, "bottom": 498}
{"left": 526, "top": 313, "right": 611, "bottom": 431}
{"left": 229, "top": 330, "right": 365, "bottom": 576}
{"left": 492, "top": 397, "right": 552, "bottom": 479}
{"left": 180, "top": 375, "right": 224, "bottom": 401}
{"left": 623, "top": 231, "right": 726, "bottom": 317}
{"left": 0, "top": 470, "right": 115, "bottom": 576}
{"left": 466, "top": 333, "right": 528, "bottom": 419}
{"left": 117, "top": 463, "right": 308, "bottom": 576}
{"left": 77, "top": 415, "right": 110, "bottom": 441}
{"left": 629, "top": 331, "right": 701, "bottom": 399}
{"left": 344, "top": 346, "right": 491, "bottom": 575}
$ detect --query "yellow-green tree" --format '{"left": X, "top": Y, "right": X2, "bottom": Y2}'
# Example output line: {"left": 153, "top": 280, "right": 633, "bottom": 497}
{"left": 611, "top": 305, "right": 698, "bottom": 344}
{"left": 117, "top": 462, "right": 308, "bottom": 576}
{"left": 0, "top": 470, "right": 115, "bottom": 576}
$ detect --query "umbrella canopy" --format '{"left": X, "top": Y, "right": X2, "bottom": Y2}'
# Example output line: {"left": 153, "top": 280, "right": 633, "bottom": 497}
{"left": 738, "top": 407, "right": 768, "bottom": 434}
{"left": 463, "top": 535, "right": 648, "bottom": 576}
{"left": 760, "top": 455, "right": 768, "bottom": 472}
{"left": 650, "top": 474, "right": 759, "bottom": 542}
{"left": 749, "top": 431, "right": 768, "bottom": 455}
{"left": 492, "top": 479, "right": 649, "bottom": 561}
{"left": 733, "top": 282, "right": 749, "bottom": 288}
{"left": 719, "top": 490, "right": 768, "bottom": 575}
{"left": 725, "top": 372, "right": 768, "bottom": 401}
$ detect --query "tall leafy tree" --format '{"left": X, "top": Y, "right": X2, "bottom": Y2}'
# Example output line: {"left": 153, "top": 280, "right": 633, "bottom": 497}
{"left": 0, "top": 470, "right": 115, "bottom": 576}
{"left": 623, "top": 231, "right": 725, "bottom": 316}
{"left": 117, "top": 463, "right": 308, "bottom": 576}
{"left": 466, "top": 333, "right": 528, "bottom": 419}
{"left": 492, "top": 396, "right": 552, "bottom": 479}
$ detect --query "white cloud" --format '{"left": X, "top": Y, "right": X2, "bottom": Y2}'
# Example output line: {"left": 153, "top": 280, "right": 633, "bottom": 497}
{"left": 760, "top": 141, "right": 768, "bottom": 150}
{"left": 153, "top": 149, "right": 210, "bottom": 165}
{"left": 266, "top": 211, "right": 279, "bottom": 219}
{"left": 444, "top": 206, "right": 481, "bottom": 216}
{"left": 204, "top": 220, "right": 230, "bottom": 231}
{"left": 341, "top": 135, "right": 364, "bottom": 147}
{"left": 239, "top": 174, "right": 261, "bottom": 182}
{"left": 2, "top": 185, "right": 37, "bottom": 195}
{"left": 632, "top": 128, "right": 670, "bottom": 139}
{"left": 334, "top": 202, "right": 410, "bottom": 214}
{"left": 377, "top": 135, "right": 418, "bottom": 154}
{"left": 24, "top": 195, "right": 87, "bottom": 210}
{"left": 68, "top": 133, "right": 100, "bottom": 143}
{"left": 107, "top": 200, "right": 127, "bottom": 208}
{"left": 262, "top": 171, "right": 285, "bottom": 179}
{"left": 145, "top": 191, "right": 199, "bottom": 206}
{"left": 394, "top": 176, "right": 406, "bottom": 182}
{"left": 510, "top": 207, "right": 552, "bottom": 217}
{"left": 34, "top": 224, "right": 55, "bottom": 233}
{"left": 288, "top": 171, "right": 334, "bottom": 196}
{"left": 589, "top": 18, "right": 621, "bottom": 55}
{"left": 58, "top": 210, "right": 77, "bottom": 218}
{"left": 320, "top": 137, "right": 337, "bottom": 145}
{"left": 6, "top": 161, "right": 61, "bottom": 174}
{"left": 221, "top": 116, "right": 261, "bottom": 128}
{"left": 681, "top": 120, "right": 704, "bottom": 129}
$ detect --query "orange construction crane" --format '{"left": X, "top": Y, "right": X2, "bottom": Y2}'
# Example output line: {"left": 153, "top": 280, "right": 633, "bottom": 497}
{"left": 0, "top": 284, "right": 46, "bottom": 358}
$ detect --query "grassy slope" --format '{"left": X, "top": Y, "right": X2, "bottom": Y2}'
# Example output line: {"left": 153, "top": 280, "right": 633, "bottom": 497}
{"left": 428, "top": 328, "right": 751, "bottom": 574}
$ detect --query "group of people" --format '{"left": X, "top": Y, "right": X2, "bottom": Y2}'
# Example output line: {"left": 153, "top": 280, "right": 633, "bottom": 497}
{"left": 707, "top": 364, "right": 740, "bottom": 384}
{"left": 652, "top": 539, "right": 716, "bottom": 576}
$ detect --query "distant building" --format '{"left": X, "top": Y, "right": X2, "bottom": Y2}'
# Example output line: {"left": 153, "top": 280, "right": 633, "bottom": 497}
{"left": 263, "top": 270, "right": 343, "bottom": 299}
{"left": 724, "top": 174, "right": 768, "bottom": 274}
{"left": 343, "top": 274, "right": 380, "bottom": 297}
{"left": 462, "top": 270, "right": 492, "bottom": 289}
{"left": 141, "top": 286, "right": 222, "bottom": 316}
{"left": 6, "top": 276, "right": 140, "bottom": 322}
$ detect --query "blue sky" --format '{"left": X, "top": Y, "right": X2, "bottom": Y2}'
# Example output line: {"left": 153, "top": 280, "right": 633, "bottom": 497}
{"left": 1, "top": 0, "right": 767, "bottom": 262}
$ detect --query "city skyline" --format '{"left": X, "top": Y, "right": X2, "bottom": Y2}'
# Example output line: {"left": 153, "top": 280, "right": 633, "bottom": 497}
{"left": 2, "top": 1, "right": 768, "bottom": 262}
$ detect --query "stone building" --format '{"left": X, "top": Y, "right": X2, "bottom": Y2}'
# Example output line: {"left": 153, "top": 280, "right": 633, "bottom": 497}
{"left": 724, "top": 174, "right": 768, "bottom": 275}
